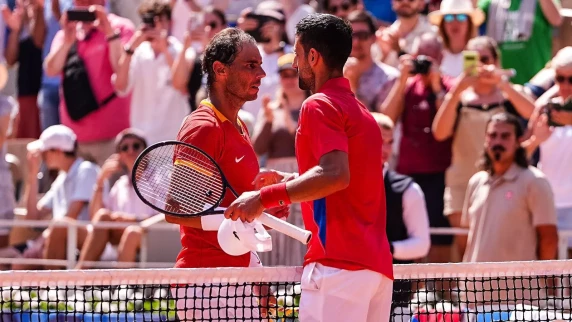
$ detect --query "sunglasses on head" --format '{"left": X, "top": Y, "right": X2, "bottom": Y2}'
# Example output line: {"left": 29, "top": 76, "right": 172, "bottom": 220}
{"left": 556, "top": 75, "right": 572, "bottom": 84}
{"left": 443, "top": 14, "right": 468, "bottom": 23}
{"left": 328, "top": 2, "right": 351, "bottom": 13}
{"left": 352, "top": 31, "right": 372, "bottom": 41}
{"left": 119, "top": 142, "right": 143, "bottom": 153}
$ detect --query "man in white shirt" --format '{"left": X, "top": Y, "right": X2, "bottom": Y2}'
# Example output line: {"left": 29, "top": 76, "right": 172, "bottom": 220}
{"left": 16, "top": 125, "right": 99, "bottom": 270}
{"left": 372, "top": 112, "right": 430, "bottom": 307}
{"left": 113, "top": 0, "right": 189, "bottom": 144}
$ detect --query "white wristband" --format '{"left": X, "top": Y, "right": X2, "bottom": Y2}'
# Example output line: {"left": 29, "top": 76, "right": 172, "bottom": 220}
{"left": 201, "top": 214, "right": 225, "bottom": 231}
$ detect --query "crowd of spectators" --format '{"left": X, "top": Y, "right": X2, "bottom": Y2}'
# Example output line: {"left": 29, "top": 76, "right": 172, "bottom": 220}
{"left": 0, "top": 0, "right": 567, "bottom": 282}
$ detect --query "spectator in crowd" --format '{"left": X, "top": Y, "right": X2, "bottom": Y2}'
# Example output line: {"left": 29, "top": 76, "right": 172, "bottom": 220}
{"left": 524, "top": 47, "right": 572, "bottom": 256}
{"left": 323, "top": 0, "right": 359, "bottom": 19}
{"left": 113, "top": 0, "right": 188, "bottom": 145}
{"left": 38, "top": 0, "right": 73, "bottom": 131}
{"left": 239, "top": 3, "right": 290, "bottom": 119}
{"left": 377, "top": 0, "right": 436, "bottom": 68}
{"left": 0, "top": 96, "right": 16, "bottom": 255}
{"left": 460, "top": 112, "right": 558, "bottom": 263}
{"left": 171, "top": 6, "right": 226, "bottom": 112}
{"left": 251, "top": 53, "right": 308, "bottom": 266}
{"left": 373, "top": 112, "right": 430, "bottom": 307}
{"left": 524, "top": 61, "right": 555, "bottom": 102}
{"left": 458, "top": 115, "right": 557, "bottom": 306}
{"left": 108, "top": 0, "right": 144, "bottom": 25}
{"left": 381, "top": 32, "right": 454, "bottom": 263}
{"left": 3, "top": 0, "right": 45, "bottom": 139}
{"left": 76, "top": 129, "right": 162, "bottom": 269}
{"left": 432, "top": 36, "right": 534, "bottom": 259}
{"left": 169, "top": 0, "right": 229, "bottom": 43}
{"left": 344, "top": 10, "right": 399, "bottom": 112}
{"left": 14, "top": 125, "right": 99, "bottom": 270}
{"left": 44, "top": 0, "right": 135, "bottom": 165}
{"left": 428, "top": 0, "right": 484, "bottom": 78}
{"left": 281, "top": 0, "right": 314, "bottom": 45}
{"left": 479, "top": 0, "right": 562, "bottom": 85}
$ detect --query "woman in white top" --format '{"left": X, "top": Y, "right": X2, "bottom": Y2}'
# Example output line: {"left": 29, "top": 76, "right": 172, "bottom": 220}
{"left": 75, "top": 129, "right": 162, "bottom": 269}
{"left": 428, "top": 0, "right": 484, "bottom": 78}
{"left": 525, "top": 47, "right": 572, "bottom": 255}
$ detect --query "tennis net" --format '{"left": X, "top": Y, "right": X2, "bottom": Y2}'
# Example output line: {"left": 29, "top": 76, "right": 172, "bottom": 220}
{"left": 1, "top": 260, "right": 571, "bottom": 322}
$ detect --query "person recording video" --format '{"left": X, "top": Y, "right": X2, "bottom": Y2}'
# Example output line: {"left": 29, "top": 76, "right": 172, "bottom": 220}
{"left": 112, "top": 0, "right": 189, "bottom": 145}
{"left": 380, "top": 32, "right": 455, "bottom": 264}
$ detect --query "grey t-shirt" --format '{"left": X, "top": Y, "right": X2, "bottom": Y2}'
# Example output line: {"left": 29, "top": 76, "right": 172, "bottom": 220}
{"left": 357, "top": 61, "right": 400, "bottom": 112}
{"left": 38, "top": 158, "right": 100, "bottom": 221}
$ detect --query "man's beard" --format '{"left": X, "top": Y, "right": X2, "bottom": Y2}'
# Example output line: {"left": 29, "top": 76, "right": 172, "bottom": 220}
{"left": 396, "top": 9, "right": 417, "bottom": 19}
{"left": 298, "top": 68, "right": 315, "bottom": 92}
{"left": 491, "top": 145, "right": 506, "bottom": 162}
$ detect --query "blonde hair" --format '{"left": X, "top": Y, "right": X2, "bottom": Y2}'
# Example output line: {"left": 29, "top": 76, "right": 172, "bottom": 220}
{"left": 371, "top": 112, "right": 394, "bottom": 131}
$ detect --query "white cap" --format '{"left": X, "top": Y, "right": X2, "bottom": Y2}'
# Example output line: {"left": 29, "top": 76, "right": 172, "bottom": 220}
{"left": 27, "top": 125, "right": 77, "bottom": 153}
{"left": 217, "top": 218, "right": 272, "bottom": 256}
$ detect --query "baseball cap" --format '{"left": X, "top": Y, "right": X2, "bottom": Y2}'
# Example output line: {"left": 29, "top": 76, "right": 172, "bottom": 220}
{"left": 277, "top": 53, "right": 295, "bottom": 72}
{"left": 27, "top": 125, "right": 77, "bottom": 153}
{"left": 114, "top": 128, "right": 148, "bottom": 149}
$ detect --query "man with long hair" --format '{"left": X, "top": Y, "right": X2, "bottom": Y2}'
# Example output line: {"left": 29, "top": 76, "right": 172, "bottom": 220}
{"left": 460, "top": 113, "right": 558, "bottom": 264}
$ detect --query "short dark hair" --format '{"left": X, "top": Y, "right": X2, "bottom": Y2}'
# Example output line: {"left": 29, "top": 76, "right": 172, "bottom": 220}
{"left": 295, "top": 14, "right": 353, "bottom": 71}
{"left": 138, "top": 0, "right": 171, "bottom": 20}
{"left": 63, "top": 141, "right": 78, "bottom": 158}
{"left": 479, "top": 113, "right": 528, "bottom": 174}
{"left": 347, "top": 10, "right": 377, "bottom": 35}
{"left": 202, "top": 28, "right": 256, "bottom": 90}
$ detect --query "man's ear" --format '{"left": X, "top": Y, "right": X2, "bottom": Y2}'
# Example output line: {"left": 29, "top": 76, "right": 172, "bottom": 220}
{"left": 308, "top": 48, "right": 319, "bottom": 67}
{"left": 212, "top": 61, "right": 227, "bottom": 80}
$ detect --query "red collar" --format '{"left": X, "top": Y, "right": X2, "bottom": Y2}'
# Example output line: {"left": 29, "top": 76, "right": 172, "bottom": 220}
{"left": 317, "top": 77, "right": 351, "bottom": 93}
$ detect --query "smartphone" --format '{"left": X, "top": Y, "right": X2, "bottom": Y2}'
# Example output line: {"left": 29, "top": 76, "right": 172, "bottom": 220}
{"left": 546, "top": 98, "right": 572, "bottom": 127}
{"left": 244, "top": 13, "right": 272, "bottom": 43}
{"left": 67, "top": 9, "right": 96, "bottom": 22}
{"left": 142, "top": 13, "right": 155, "bottom": 28}
{"left": 463, "top": 50, "right": 479, "bottom": 76}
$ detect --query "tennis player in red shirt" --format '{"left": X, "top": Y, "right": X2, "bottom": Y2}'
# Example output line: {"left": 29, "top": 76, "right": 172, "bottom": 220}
{"left": 167, "top": 28, "right": 284, "bottom": 321}
{"left": 225, "top": 14, "right": 394, "bottom": 322}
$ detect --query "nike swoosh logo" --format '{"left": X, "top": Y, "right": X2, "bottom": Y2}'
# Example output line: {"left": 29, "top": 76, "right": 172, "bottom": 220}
{"left": 235, "top": 156, "right": 245, "bottom": 163}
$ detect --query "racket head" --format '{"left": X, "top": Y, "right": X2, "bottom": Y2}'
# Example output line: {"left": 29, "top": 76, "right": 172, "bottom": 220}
{"left": 132, "top": 140, "right": 230, "bottom": 217}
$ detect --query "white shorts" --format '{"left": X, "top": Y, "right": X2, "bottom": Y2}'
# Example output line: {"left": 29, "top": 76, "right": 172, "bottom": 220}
{"left": 173, "top": 252, "right": 264, "bottom": 322}
{"left": 299, "top": 262, "right": 393, "bottom": 322}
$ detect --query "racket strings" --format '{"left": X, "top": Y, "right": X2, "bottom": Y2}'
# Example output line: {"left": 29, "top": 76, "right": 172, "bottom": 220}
{"left": 134, "top": 144, "right": 226, "bottom": 214}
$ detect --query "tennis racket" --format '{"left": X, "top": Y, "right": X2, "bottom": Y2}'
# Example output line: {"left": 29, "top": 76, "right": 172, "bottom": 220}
{"left": 132, "top": 140, "right": 312, "bottom": 245}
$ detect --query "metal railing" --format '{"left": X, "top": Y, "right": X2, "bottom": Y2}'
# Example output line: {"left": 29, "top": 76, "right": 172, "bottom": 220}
{"left": 0, "top": 220, "right": 569, "bottom": 269}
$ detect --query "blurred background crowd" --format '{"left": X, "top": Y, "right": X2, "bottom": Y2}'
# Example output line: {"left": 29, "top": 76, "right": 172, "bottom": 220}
{"left": 0, "top": 0, "right": 569, "bottom": 283}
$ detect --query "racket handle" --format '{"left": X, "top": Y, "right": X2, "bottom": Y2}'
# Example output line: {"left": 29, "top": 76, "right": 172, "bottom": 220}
{"left": 259, "top": 213, "right": 312, "bottom": 245}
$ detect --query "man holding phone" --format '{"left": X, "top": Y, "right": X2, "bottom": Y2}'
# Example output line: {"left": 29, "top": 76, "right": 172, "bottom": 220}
{"left": 112, "top": 0, "right": 188, "bottom": 145}
{"left": 380, "top": 32, "right": 455, "bottom": 263}
{"left": 44, "top": 0, "right": 134, "bottom": 166}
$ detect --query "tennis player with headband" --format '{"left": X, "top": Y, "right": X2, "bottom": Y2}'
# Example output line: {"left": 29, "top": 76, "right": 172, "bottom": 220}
{"left": 225, "top": 14, "right": 394, "bottom": 322}
{"left": 167, "top": 28, "right": 287, "bottom": 321}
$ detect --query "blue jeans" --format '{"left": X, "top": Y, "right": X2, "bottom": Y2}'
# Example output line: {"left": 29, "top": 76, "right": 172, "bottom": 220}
{"left": 37, "top": 84, "right": 60, "bottom": 131}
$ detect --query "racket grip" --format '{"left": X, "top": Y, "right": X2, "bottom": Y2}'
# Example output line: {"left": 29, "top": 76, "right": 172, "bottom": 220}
{"left": 259, "top": 213, "right": 312, "bottom": 245}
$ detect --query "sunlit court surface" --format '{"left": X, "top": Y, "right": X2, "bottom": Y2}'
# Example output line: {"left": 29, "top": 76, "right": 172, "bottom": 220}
{"left": 1, "top": 260, "right": 572, "bottom": 321}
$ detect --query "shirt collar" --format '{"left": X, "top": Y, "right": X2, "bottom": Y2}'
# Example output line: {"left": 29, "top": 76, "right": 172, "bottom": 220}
{"left": 201, "top": 99, "right": 246, "bottom": 133}
{"left": 317, "top": 77, "right": 352, "bottom": 94}
{"left": 63, "top": 158, "right": 84, "bottom": 180}
{"left": 488, "top": 163, "right": 523, "bottom": 183}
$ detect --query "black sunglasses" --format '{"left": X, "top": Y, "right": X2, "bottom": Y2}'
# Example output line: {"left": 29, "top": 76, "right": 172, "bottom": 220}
{"left": 352, "top": 31, "right": 372, "bottom": 40}
{"left": 119, "top": 142, "right": 143, "bottom": 153}
{"left": 329, "top": 2, "right": 351, "bottom": 13}
{"left": 556, "top": 75, "right": 572, "bottom": 84}
{"left": 206, "top": 21, "right": 218, "bottom": 29}
{"left": 480, "top": 56, "right": 493, "bottom": 64}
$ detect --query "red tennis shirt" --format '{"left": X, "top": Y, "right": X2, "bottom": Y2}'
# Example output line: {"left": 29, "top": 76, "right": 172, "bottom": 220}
{"left": 174, "top": 100, "right": 260, "bottom": 268}
{"left": 296, "top": 77, "right": 393, "bottom": 279}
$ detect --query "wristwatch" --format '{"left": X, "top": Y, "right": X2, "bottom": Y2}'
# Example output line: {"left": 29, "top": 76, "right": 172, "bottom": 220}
{"left": 124, "top": 45, "right": 135, "bottom": 56}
